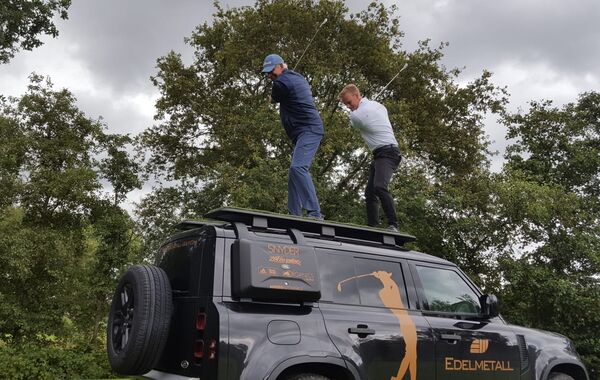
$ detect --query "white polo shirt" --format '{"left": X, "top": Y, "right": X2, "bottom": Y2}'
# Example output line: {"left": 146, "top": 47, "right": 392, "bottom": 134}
{"left": 349, "top": 97, "right": 398, "bottom": 152}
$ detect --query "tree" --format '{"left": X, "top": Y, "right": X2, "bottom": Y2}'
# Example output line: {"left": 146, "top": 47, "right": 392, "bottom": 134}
{"left": 497, "top": 93, "right": 600, "bottom": 377}
{"left": 138, "top": 0, "right": 507, "bottom": 271}
{"left": 0, "top": 75, "right": 142, "bottom": 378}
{"left": 0, "top": 112, "right": 26, "bottom": 208}
{"left": 0, "top": 0, "right": 71, "bottom": 64}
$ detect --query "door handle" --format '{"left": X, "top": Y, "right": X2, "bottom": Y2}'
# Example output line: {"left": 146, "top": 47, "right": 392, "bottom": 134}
{"left": 348, "top": 324, "right": 375, "bottom": 338}
{"left": 441, "top": 333, "right": 462, "bottom": 342}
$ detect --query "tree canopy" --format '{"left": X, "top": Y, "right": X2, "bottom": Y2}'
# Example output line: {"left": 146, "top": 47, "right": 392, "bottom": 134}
{"left": 0, "top": 75, "right": 141, "bottom": 378}
{"left": 497, "top": 92, "right": 600, "bottom": 374}
{"left": 0, "top": 0, "right": 71, "bottom": 64}
{"left": 139, "top": 0, "right": 507, "bottom": 275}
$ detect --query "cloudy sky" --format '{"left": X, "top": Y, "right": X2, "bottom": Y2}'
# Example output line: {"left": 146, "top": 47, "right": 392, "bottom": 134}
{"left": 1, "top": 0, "right": 599, "bottom": 208}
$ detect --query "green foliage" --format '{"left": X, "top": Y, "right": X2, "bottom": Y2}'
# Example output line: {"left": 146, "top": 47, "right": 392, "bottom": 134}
{"left": 0, "top": 338, "right": 115, "bottom": 379}
{"left": 99, "top": 134, "right": 143, "bottom": 206}
{"left": 0, "top": 74, "right": 142, "bottom": 377}
{"left": 505, "top": 93, "right": 600, "bottom": 200}
{"left": 0, "top": 114, "right": 26, "bottom": 208}
{"left": 499, "top": 259, "right": 600, "bottom": 377}
{"left": 0, "top": 0, "right": 71, "bottom": 64}
{"left": 498, "top": 93, "right": 600, "bottom": 378}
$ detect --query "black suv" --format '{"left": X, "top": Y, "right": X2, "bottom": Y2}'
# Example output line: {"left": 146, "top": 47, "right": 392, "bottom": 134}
{"left": 107, "top": 207, "right": 589, "bottom": 380}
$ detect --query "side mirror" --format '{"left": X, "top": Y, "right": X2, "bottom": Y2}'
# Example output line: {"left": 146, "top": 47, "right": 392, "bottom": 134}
{"left": 480, "top": 294, "right": 499, "bottom": 318}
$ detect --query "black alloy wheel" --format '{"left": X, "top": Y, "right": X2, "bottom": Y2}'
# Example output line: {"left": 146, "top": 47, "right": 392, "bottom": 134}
{"left": 111, "top": 283, "right": 135, "bottom": 352}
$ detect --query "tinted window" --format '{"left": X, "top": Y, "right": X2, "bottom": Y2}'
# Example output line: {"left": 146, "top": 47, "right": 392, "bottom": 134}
{"left": 416, "top": 265, "right": 480, "bottom": 314}
{"left": 159, "top": 238, "right": 199, "bottom": 292}
{"left": 316, "top": 251, "right": 409, "bottom": 309}
{"left": 316, "top": 250, "right": 359, "bottom": 305}
{"left": 354, "top": 258, "right": 409, "bottom": 309}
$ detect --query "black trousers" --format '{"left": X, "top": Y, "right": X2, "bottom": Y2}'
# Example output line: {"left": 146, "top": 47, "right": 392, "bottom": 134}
{"left": 365, "top": 145, "right": 401, "bottom": 227}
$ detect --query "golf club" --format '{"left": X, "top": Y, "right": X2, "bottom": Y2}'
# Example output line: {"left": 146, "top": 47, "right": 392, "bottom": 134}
{"left": 373, "top": 62, "right": 408, "bottom": 100}
{"left": 293, "top": 18, "right": 328, "bottom": 71}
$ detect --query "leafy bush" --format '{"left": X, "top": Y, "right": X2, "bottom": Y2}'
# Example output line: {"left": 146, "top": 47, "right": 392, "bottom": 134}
{"left": 0, "top": 341, "right": 115, "bottom": 380}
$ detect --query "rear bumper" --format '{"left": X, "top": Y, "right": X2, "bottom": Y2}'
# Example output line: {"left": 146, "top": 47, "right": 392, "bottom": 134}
{"left": 143, "top": 370, "right": 200, "bottom": 380}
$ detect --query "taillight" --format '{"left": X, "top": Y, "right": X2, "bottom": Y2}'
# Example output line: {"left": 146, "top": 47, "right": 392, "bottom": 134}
{"left": 194, "top": 312, "right": 209, "bottom": 365}
{"left": 196, "top": 313, "right": 206, "bottom": 331}
{"left": 194, "top": 340, "right": 204, "bottom": 359}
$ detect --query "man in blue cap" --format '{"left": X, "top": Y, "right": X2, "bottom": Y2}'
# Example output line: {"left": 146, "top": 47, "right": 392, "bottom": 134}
{"left": 262, "top": 53, "right": 324, "bottom": 219}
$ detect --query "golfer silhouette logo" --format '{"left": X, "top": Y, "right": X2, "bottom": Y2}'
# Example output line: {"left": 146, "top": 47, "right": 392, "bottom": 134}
{"left": 337, "top": 271, "right": 417, "bottom": 380}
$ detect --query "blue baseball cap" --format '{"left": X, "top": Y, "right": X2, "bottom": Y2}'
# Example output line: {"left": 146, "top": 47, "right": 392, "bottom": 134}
{"left": 261, "top": 54, "right": 284, "bottom": 73}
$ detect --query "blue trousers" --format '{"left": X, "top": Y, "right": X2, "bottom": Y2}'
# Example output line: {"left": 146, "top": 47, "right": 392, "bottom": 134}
{"left": 288, "top": 131, "right": 322, "bottom": 218}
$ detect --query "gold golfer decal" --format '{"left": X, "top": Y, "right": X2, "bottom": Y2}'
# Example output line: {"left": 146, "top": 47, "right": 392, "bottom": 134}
{"left": 337, "top": 271, "right": 417, "bottom": 380}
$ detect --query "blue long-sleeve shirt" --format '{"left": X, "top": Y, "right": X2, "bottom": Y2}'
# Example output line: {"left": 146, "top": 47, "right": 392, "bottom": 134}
{"left": 271, "top": 69, "right": 324, "bottom": 142}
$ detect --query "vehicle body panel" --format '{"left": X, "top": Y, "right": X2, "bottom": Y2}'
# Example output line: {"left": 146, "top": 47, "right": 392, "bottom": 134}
{"left": 509, "top": 325, "right": 589, "bottom": 380}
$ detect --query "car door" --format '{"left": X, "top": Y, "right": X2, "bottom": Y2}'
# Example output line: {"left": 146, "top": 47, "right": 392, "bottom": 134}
{"left": 409, "top": 261, "right": 521, "bottom": 380}
{"left": 316, "top": 248, "right": 435, "bottom": 380}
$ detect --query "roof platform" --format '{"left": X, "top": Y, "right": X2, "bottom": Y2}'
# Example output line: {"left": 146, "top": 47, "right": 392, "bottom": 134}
{"left": 202, "top": 207, "right": 416, "bottom": 247}
{"left": 174, "top": 219, "right": 224, "bottom": 231}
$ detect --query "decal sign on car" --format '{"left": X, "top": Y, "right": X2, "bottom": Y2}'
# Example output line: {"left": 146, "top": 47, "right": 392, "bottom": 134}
{"left": 338, "top": 271, "right": 418, "bottom": 380}
{"left": 445, "top": 339, "right": 515, "bottom": 372}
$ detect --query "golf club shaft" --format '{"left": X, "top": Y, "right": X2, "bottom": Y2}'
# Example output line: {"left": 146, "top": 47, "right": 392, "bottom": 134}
{"left": 293, "top": 18, "right": 328, "bottom": 71}
{"left": 373, "top": 63, "right": 408, "bottom": 100}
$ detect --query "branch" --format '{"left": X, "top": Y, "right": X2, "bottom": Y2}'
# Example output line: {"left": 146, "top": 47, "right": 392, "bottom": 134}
{"left": 336, "top": 154, "right": 370, "bottom": 192}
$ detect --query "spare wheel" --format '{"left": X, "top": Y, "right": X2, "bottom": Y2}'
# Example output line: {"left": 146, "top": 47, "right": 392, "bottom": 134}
{"left": 107, "top": 265, "right": 173, "bottom": 375}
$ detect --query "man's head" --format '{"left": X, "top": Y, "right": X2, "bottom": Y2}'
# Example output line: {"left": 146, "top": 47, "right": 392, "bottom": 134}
{"left": 262, "top": 54, "right": 286, "bottom": 80}
{"left": 339, "top": 84, "right": 362, "bottom": 111}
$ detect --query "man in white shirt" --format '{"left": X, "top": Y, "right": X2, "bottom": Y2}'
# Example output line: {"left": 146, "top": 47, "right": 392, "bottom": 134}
{"left": 339, "top": 84, "right": 401, "bottom": 231}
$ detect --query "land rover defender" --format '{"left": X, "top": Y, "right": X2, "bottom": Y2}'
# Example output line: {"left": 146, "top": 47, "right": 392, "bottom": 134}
{"left": 107, "top": 207, "right": 589, "bottom": 380}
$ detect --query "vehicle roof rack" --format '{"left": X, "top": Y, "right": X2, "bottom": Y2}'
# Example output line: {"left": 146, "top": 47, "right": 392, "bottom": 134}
{"left": 204, "top": 207, "right": 416, "bottom": 247}
{"left": 174, "top": 220, "right": 224, "bottom": 231}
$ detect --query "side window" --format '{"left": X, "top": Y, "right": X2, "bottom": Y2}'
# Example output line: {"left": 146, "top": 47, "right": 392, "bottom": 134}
{"left": 415, "top": 265, "right": 481, "bottom": 314}
{"left": 316, "top": 250, "right": 360, "bottom": 305}
{"left": 354, "top": 258, "right": 409, "bottom": 309}
{"left": 316, "top": 250, "right": 409, "bottom": 309}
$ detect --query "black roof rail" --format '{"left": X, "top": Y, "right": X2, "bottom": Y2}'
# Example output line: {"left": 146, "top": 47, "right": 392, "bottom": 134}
{"left": 174, "top": 220, "right": 224, "bottom": 231}
{"left": 204, "top": 207, "right": 416, "bottom": 247}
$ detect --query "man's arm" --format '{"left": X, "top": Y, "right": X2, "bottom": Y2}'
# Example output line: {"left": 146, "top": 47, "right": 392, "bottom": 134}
{"left": 271, "top": 80, "right": 289, "bottom": 103}
{"left": 349, "top": 112, "right": 364, "bottom": 130}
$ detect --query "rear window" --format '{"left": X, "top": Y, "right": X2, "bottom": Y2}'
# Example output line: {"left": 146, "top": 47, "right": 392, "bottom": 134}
{"left": 159, "top": 238, "right": 199, "bottom": 292}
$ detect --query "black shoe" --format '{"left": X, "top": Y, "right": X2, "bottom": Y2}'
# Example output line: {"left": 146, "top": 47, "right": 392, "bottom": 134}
{"left": 387, "top": 225, "right": 399, "bottom": 232}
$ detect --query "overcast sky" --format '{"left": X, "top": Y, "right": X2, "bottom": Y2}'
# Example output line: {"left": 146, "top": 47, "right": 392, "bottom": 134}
{"left": 1, "top": 0, "right": 599, "bottom": 209}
